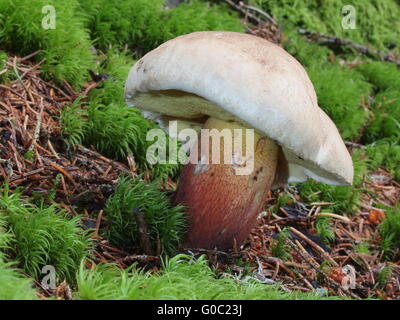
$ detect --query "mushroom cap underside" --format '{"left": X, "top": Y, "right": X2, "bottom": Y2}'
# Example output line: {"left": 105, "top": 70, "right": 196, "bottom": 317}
{"left": 125, "top": 31, "right": 353, "bottom": 186}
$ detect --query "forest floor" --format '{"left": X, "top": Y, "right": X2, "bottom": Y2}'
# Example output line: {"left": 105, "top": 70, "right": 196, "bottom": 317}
{"left": 1, "top": 53, "right": 399, "bottom": 300}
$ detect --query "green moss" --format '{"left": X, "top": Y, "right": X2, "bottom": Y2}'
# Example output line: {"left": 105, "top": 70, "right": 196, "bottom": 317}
{"left": 0, "top": 51, "right": 9, "bottom": 83}
{"left": 256, "top": 0, "right": 400, "bottom": 55}
{"left": 353, "top": 242, "right": 371, "bottom": 255}
{"left": 58, "top": 48, "right": 179, "bottom": 182}
{"left": 379, "top": 206, "right": 400, "bottom": 259}
{"left": 0, "top": 51, "right": 6, "bottom": 69}
{"left": 0, "top": 0, "right": 95, "bottom": 88}
{"left": 0, "top": 0, "right": 243, "bottom": 87}
{"left": 365, "top": 140, "right": 400, "bottom": 181}
{"left": 76, "top": 254, "right": 339, "bottom": 300}
{"left": 156, "top": 0, "right": 245, "bottom": 47}
{"left": 278, "top": 25, "right": 374, "bottom": 144}
{"left": 315, "top": 216, "right": 335, "bottom": 243}
{"left": 78, "top": 0, "right": 164, "bottom": 52}
{"left": 271, "top": 229, "right": 292, "bottom": 261}
{"left": 307, "top": 64, "right": 372, "bottom": 140}
{"left": 61, "top": 100, "right": 181, "bottom": 182}
{"left": 0, "top": 208, "right": 38, "bottom": 299}
{"left": 79, "top": 0, "right": 244, "bottom": 53}
{"left": 60, "top": 98, "right": 88, "bottom": 148}
{"left": 298, "top": 151, "right": 368, "bottom": 214}
{"left": 84, "top": 102, "right": 180, "bottom": 181}
{"left": 283, "top": 30, "right": 333, "bottom": 67}
{"left": 376, "top": 266, "right": 393, "bottom": 287}
{"left": 88, "top": 50, "right": 135, "bottom": 106}
{"left": 0, "top": 186, "right": 92, "bottom": 283}
{"left": 61, "top": 98, "right": 181, "bottom": 182}
{"left": 362, "top": 90, "right": 400, "bottom": 143}
{"left": 60, "top": 49, "right": 135, "bottom": 150}
{"left": 0, "top": 259, "right": 37, "bottom": 299}
{"left": 299, "top": 182, "right": 359, "bottom": 214}
{"left": 103, "top": 176, "right": 186, "bottom": 255}
{"left": 356, "top": 62, "right": 400, "bottom": 91}
{"left": 276, "top": 194, "right": 294, "bottom": 208}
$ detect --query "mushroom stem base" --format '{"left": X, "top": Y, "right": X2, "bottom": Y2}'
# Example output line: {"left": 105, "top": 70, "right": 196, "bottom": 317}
{"left": 174, "top": 117, "right": 279, "bottom": 250}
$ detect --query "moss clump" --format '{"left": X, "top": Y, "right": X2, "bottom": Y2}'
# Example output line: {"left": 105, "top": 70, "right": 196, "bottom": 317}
{"left": 379, "top": 206, "right": 400, "bottom": 259}
{"left": 282, "top": 31, "right": 375, "bottom": 143}
{"left": 283, "top": 30, "right": 333, "bottom": 68}
{"left": 76, "top": 254, "right": 339, "bottom": 300}
{"left": 282, "top": 31, "right": 372, "bottom": 142}
{"left": 0, "top": 0, "right": 95, "bottom": 88}
{"left": 354, "top": 242, "right": 371, "bottom": 255}
{"left": 271, "top": 229, "right": 292, "bottom": 261}
{"left": 356, "top": 62, "right": 400, "bottom": 91}
{"left": 79, "top": 0, "right": 244, "bottom": 53}
{"left": 156, "top": 0, "right": 245, "bottom": 48}
{"left": 0, "top": 186, "right": 92, "bottom": 283}
{"left": 315, "top": 216, "right": 335, "bottom": 244}
{"left": 85, "top": 103, "right": 181, "bottom": 181}
{"left": 256, "top": 0, "right": 400, "bottom": 55}
{"left": 0, "top": 211, "right": 38, "bottom": 299}
{"left": 307, "top": 64, "right": 372, "bottom": 140}
{"left": 88, "top": 50, "right": 135, "bottom": 106}
{"left": 0, "top": 259, "right": 37, "bottom": 299}
{"left": 298, "top": 182, "right": 359, "bottom": 214}
{"left": 60, "top": 49, "right": 180, "bottom": 182}
{"left": 78, "top": 0, "right": 164, "bottom": 52}
{"left": 298, "top": 151, "right": 368, "bottom": 214}
{"left": 0, "top": 52, "right": 6, "bottom": 70}
{"left": 362, "top": 90, "right": 400, "bottom": 143}
{"left": 0, "top": 0, "right": 243, "bottom": 87}
{"left": 365, "top": 140, "right": 400, "bottom": 181}
{"left": 60, "top": 98, "right": 88, "bottom": 148}
{"left": 103, "top": 177, "right": 186, "bottom": 255}
{"left": 376, "top": 266, "right": 393, "bottom": 288}
{"left": 62, "top": 100, "right": 181, "bottom": 182}
{"left": 84, "top": 103, "right": 151, "bottom": 160}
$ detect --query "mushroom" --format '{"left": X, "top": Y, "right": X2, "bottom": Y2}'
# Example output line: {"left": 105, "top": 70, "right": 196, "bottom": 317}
{"left": 125, "top": 31, "right": 353, "bottom": 250}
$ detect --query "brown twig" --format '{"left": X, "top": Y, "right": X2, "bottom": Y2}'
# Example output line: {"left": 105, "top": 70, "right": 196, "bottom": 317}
{"left": 289, "top": 227, "right": 338, "bottom": 267}
{"left": 217, "top": 0, "right": 279, "bottom": 32}
{"left": 48, "top": 161, "right": 77, "bottom": 186}
{"left": 298, "top": 29, "right": 400, "bottom": 67}
{"left": 94, "top": 210, "right": 103, "bottom": 237}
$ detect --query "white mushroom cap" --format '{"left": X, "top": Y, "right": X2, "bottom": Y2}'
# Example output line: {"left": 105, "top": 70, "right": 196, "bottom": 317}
{"left": 125, "top": 31, "right": 353, "bottom": 186}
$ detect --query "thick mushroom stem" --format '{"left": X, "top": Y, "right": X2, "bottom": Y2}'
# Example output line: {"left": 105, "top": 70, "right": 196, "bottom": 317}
{"left": 174, "top": 117, "right": 279, "bottom": 250}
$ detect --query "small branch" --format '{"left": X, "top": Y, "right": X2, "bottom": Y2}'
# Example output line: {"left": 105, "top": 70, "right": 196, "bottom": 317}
{"left": 123, "top": 254, "right": 160, "bottom": 265}
{"left": 220, "top": 0, "right": 261, "bottom": 25}
{"left": 47, "top": 140, "right": 60, "bottom": 160}
{"left": 94, "top": 210, "right": 103, "bottom": 237}
{"left": 345, "top": 141, "right": 366, "bottom": 149}
{"left": 48, "top": 161, "right": 77, "bottom": 187}
{"left": 314, "top": 212, "right": 351, "bottom": 224}
{"left": 283, "top": 231, "right": 361, "bottom": 299}
{"left": 238, "top": 1, "right": 278, "bottom": 26}
{"left": 76, "top": 145, "right": 131, "bottom": 174}
{"left": 28, "top": 97, "right": 44, "bottom": 152}
{"left": 133, "top": 208, "right": 153, "bottom": 255}
{"left": 19, "top": 50, "right": 41, "bottom": 62}
{"left": 12, "top": 56, "right": 30, "bottom": 94}
{"left": 298, "top": 29, "right": 400, "bottom": 67}
{"left": 219, "top": 0, "right": 278, "bottom": 27}
{"left": 289, "top": 227, "right": 338, "bottom": 267}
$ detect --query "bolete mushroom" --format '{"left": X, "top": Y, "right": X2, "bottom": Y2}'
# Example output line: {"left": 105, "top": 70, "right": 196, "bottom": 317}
{"left": 125, "top": 31, "right": 353, "bottom": 250}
